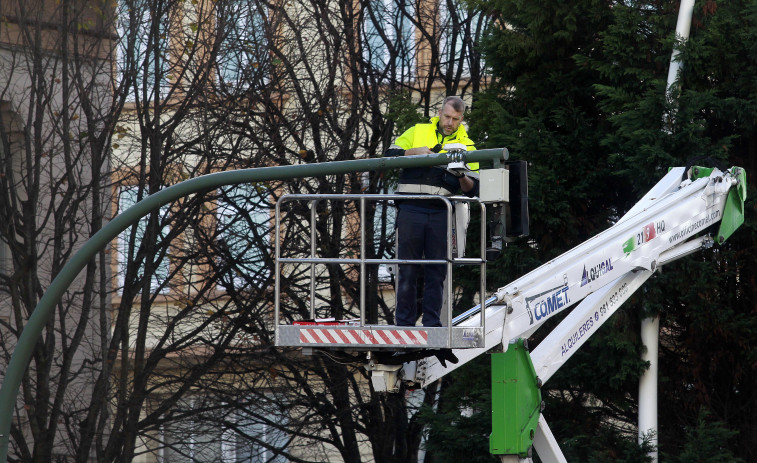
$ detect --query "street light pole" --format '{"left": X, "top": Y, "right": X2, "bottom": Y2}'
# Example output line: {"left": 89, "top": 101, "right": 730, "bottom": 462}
{"left": 0, "top": 148, "right": 507, "bottom": 463}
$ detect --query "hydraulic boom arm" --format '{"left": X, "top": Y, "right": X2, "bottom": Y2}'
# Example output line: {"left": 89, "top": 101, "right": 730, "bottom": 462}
{"left": 411, "top": 166, "right": 746, "bottom": 389}
{"left": 397, "top": 165, "right": 745, "bottom": 462}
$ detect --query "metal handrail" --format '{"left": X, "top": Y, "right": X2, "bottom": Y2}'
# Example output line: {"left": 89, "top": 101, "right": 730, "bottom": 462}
{"left": 274, "top": 193, "right": 488, "bottom": 348}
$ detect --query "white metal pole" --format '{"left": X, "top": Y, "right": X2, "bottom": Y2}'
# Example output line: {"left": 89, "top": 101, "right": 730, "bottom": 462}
{"left": 663, "top": 0, "right": 696, "bottom": 128}
{"left": 641, "top": 3, "right": 696, "bottom": 461}
{"left": 639, "top": 315, "right": 660, "bottom": 462}
{"left": 666, "top": 0, "right": 696, "bottom": 91}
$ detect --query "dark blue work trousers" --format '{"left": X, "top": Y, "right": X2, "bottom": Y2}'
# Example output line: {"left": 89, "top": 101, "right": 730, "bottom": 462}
{"left": 395, "top": 206, "right": 448, "bottom": 327}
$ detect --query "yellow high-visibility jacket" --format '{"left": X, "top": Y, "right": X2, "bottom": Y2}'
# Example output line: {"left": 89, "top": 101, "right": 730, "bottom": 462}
{"left": 386, "top": 117, "right": 478, "bottom": 199}
{"left": 390, "top": 117, "right": 478, "bottom": 171}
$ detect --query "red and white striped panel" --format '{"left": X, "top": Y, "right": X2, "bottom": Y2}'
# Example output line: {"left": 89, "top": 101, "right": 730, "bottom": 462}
{"left": 299, "top": 327, "right": 428, "bottom": 346}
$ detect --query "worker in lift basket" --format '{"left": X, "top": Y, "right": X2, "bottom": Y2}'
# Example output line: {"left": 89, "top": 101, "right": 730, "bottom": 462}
{"left": 384, "top": 96, "right": 479, "bottom": 328}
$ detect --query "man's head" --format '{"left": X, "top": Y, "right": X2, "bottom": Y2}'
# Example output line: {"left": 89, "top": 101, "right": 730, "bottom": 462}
{"left": 438, "top": 96, "right": 466, "bottom": 136}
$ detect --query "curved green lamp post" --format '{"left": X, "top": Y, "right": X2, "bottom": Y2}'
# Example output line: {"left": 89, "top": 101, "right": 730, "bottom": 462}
{"left": 0, "top": 148, "right": 507, "bottom": 462}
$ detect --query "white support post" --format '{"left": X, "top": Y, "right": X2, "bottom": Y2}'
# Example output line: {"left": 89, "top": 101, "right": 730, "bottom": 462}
{"left": 649, "top": 0, "right": 693, "bottom": 455}
{"left": 665, "top": 0, "right": 696, "bottom": 96}
{"left": 639, "top": 315, "right": 660, "bottom": 463}
{"left": 648, "top": 0, "right": 694, "bottom": 454}
{"left": 663, "top": 0, "right": 695, "bottom": 131}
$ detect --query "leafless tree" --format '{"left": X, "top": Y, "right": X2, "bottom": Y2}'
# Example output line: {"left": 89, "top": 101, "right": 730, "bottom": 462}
{"left": 0, "top": 0, "right": 489, "bottom": 461}
{"left": 0, "top": 0, "right": 125, "bottom": 461}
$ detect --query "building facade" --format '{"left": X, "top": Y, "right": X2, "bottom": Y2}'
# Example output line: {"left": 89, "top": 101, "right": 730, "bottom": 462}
{"left": 1, "top": 0, "right": 488, "bottom": 461}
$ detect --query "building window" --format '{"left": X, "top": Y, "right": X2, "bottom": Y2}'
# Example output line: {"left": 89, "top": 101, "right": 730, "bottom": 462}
{"left": 439, "top": 1, "right": 484, "bottom": 78}
{"left": 161, "top": 397, "right": 222, "bottom": 462}
{"left": 160, "top": 396, "right": 289, "bottom": 463}
{"left": 216, "top": 1, "right": 269, "bottom": 87}
{"left": 118, "top": 186, "right": 170, "bottom": 293}
{"left": 362, "top": 0, "right": 416, "bottom": 79}
{"left": 163, "top": 421, "right": 222, "bottom": 462}
{"left": 360, "top": 173, "right": 396, "bottom": 282}
{"left": 221, "top": 408, "right": 289, "bottom": 463}
{"left": 216, "top": 184, "right": 271, "bottom": 289}
{"left": 116, "top": 1, "right": 171, "bottom": 101}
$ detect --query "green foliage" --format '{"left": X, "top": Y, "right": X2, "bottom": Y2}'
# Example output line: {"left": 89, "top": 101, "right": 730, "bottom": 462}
{"left": 470, "top": 0, "right": 624, "bottom": 255}
{"left": 428, "top": 0, "right": 757, "bottom": 462}
{"left": 664, "top": 409, "right": 744, "bottom": 463}
{"left": 419, "top": 356, "right": 499, "bottom": 463}
{"left": 598, "top": 1, "right": 757, "bottom": 460}
{"left": 560, "top": 428, "right": 654, "bottom": 463}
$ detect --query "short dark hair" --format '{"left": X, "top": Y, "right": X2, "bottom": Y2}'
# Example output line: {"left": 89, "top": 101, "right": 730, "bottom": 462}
{"left": 442, "top": 96, "right": 466, "bottom": 113}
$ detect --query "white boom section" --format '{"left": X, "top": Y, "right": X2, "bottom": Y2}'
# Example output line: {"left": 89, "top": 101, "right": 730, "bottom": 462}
{"left": 415, "top": 167, "right": 739, "bottom": 388}
{"left": 533, "top": 416, "right": 569, "bottom": 463}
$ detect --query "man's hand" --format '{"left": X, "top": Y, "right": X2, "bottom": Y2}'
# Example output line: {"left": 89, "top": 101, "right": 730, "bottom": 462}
{"left": 404, "top": 146, "right": 434, "bottom": 156}
{"left": 446, "top": 161, "right": 469, "bottom": 177}
{"left": 459, "top": 175, "right": 475, "bottom": 192}
{"left": 447, "top": 161, "right": 474, "bottom": 191}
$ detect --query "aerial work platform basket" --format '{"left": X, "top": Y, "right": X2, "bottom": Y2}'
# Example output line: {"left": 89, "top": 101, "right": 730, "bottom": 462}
{"left": 272, "top": 193, "right": 492, "bottom": 351}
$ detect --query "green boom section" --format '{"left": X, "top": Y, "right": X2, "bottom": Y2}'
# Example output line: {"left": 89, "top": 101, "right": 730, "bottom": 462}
{"left": 688, "top": 165, "right": 747, "bottom": 244}
{"left": 490, "top": 339, "right": 542, "bottom": 458}
{"left": 0, "top": 148, "right": 508, "bottom": 463}
{"left": 717, "top": 167, "right": 747, "bottom": 244}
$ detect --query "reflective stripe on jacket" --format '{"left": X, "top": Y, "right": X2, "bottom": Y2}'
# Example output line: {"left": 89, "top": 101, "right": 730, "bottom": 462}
{"left": 396, "top": 182, "right": 455, "bottom": 196}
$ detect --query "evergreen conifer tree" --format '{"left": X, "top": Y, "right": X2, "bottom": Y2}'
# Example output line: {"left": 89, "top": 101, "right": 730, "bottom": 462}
{"left": 422, "top": 0, "right": 757, "bottom": 461}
